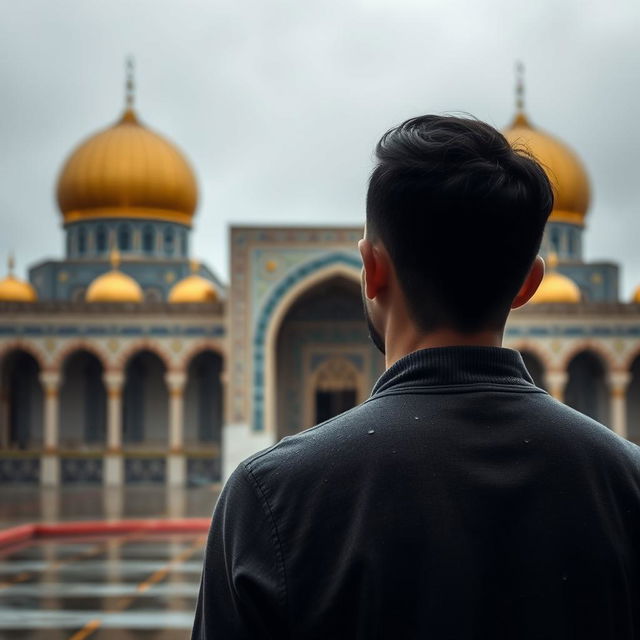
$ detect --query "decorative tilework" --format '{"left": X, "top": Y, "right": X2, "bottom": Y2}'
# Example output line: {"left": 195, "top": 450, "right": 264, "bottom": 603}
{"left": 0, "top": 325, "right": 225, "bottom": 338}
{"left": 124, "top": 457, "right": 166, "bottom": 483}
{"left": 187, "top": 457, "right": 221, "bottom": 486}
{"left": 0, "top": 457, "right": 40, "bottom": 484}
{"left": 60, "top": 457, "right": 103, "bottom": 484}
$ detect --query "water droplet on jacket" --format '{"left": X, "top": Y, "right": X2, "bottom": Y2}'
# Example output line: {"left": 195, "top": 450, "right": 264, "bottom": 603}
{"left": 323, "top": 478, "right": 328, "bottom": 483}
{"left": 392, "top": 449, "right": 397, "bottom": 454}
{"left": 523, "top": 439, "right": 530, "bottom": 444}
{"left": 414, "top": 416, "right": 419, "bottom": 420}
{"left": 368, "top": 429, "right": 375, "bottom": 435}
{"left": 561, "top": 573, "right": 568, "bottom": 581}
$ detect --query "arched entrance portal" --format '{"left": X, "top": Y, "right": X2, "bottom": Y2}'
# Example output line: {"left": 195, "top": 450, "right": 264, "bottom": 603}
{"left": 275, "top": 275, "right": 384, "bottom": 440}
{"left": 313, "top": 357, "right": 360, "bottom": 425}
{"left": 123, "top": 351, "right": 168, "bottom": 448}
{"left": 565, "top": 351, "right": 610, "bottom": 425}
{"left": 59, "top": 350, "right": 106, "bottom": 449}
{"left": 0, "top": 350, "right": 43, "bottom": 450}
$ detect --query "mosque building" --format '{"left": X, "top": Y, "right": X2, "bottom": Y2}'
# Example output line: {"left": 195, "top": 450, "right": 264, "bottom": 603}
{"left": 0, "top": 68, "right": 639, "bottom": 488}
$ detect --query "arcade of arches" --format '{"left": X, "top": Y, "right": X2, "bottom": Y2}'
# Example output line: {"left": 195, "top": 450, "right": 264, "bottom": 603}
{"left": 0, "top": 346, "right": 224, "bottom": 483}
{"left": 1, "top": 334, "right": 639, "bottom": 484}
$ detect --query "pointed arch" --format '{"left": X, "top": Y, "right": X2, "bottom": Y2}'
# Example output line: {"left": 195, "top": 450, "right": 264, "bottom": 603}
{"left": 253, "top": 252, "right": 362, "bottom": 433}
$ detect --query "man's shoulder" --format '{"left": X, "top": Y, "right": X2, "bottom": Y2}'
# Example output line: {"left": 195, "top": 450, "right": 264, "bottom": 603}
{"left": 240, "top": 402, "right": 372, "bottom": 484}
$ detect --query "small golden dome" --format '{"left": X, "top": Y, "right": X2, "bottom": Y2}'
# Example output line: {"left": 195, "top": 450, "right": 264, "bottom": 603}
{"left": 86, "top": 249, "right": 143, "bottom": 303}
{"left": 503, "top": 111, "right": 590, "bottom": 227}
{"left": 529, "top": 253, "right": 581, "bottom": 304}
{"left": 632, "top": 285, "right": 640, "bottom": 304}
{"left": 57, "top": 64, "right": 197, "bottom": 227}
{"left": 168, "top": 260, "right": 218, "bottom": 303}
{"left": 0, "top": 257, "right": 37, "bottom": 302}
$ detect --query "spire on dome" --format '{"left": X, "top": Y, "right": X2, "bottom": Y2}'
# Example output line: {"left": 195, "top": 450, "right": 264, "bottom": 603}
{"left": 110, "top": 247, "right": 122, "bottom": 270}
{"left": 120, "top": 56, "right": 138, "bottom": 124}
{"left": 125, "top": 56, "right": 135, "bottom": 109}
{"left": 509, "top": 60, "right": 533, "bottom": 129}
{"left": 510, "top": 61, "right": 530, "bottom": 128}
{"left": 7, "top": 253, "right": 14, "bottom": 275}
{"left": 515, "top": 60, "right": 525, "bottom": 112}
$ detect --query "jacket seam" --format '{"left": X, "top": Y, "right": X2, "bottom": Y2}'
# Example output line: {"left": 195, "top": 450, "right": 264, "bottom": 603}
{"left": 242, "top": 462, "right": 291, "bottom": 637}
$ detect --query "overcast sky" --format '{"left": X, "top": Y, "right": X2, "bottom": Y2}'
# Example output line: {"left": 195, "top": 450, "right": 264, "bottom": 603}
{"left": 2, "top": 0, "right": 639, "bottom": 297}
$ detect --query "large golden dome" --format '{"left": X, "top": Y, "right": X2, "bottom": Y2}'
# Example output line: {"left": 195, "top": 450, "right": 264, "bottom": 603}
{"left": 57, "top": 103, "right": 198, "bottom": 227}
{"left": 86, "top": 250, "right": 143, "bottom": 303}
{"left": 503, "top": 111, "right": 590, "bottom": 227}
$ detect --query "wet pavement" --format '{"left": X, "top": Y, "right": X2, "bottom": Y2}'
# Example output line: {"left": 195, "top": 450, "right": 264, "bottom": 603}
{"left": 0, "top": 532, "right": 207, "bottom": 638}
{"left": 0, "top": 486, "right": 223, "bottom": 638}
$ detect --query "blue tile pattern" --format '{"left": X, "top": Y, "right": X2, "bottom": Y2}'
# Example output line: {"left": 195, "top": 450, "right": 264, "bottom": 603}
{"left": 0, "top": 457, "right": 40, "bottom": 484}
{"left": 124, "top": 457, "right": 166, "bottom": 484}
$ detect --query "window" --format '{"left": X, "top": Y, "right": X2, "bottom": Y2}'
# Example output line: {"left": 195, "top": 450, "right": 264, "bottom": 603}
{"left": 568, "top": 230, "right": 576, "bottom": 257}
{"left": 96, "top": 225, "right": 107, "bottom": 253}
{"left": 142, "top": 225, "right": 155, "bottom": 254}
{"left": 118, "top": 225, "right": 131, "bottom": 251}
{"left": 180, "top": 230, "right": 188, "bottom": 256}
{"left": 550, "top": 227, "right": 561, "bottom": 254}
{"left": 78, "top": 227, "right": 87, "bottom": 255}
{"left": 163, "top": 227, "right": 174, "bottom": 256}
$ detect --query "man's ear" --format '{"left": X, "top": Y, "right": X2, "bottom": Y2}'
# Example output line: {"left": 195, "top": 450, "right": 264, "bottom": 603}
{"left": 358, "top": 238, "right": 389, "bottom": 300}
{"left": 511, "top": 255, "right": 545, "bottom": 309}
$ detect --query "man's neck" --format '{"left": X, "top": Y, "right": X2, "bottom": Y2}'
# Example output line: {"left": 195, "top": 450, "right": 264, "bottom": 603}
{"left": 384, "top": 327, "right": 504, "bottom": 370}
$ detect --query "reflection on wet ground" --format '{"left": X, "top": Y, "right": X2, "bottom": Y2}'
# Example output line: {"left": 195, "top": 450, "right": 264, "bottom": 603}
{"left": 0, "top": 485, "right": 222, "bottom": 638}
{"left": 0, "top": 485, "right": 221, "bottom": 527}
{"left": 0, "top": 532, "right": 206, "bottom": 639}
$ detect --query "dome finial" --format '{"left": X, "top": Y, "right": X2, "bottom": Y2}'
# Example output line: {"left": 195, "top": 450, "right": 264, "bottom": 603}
{"left": 190, "top": 258, "right": 200, "bottom": 274}
{"left": 515, "top": 60, "right": 525, "bottom": 113}
{"left": 125, "top": 56, "right": 135, "bottom": 109}
{"left": 548, "top": 251, "right": 559, "bottom": 271}
{"left": 7, "top": 253, "right": 14, "bottom": 275}
{"left": 509, "top": 61, "right": 530, "bottom": 128}
{"left": 110, "top": 247, "right": 121, "bottom": 270}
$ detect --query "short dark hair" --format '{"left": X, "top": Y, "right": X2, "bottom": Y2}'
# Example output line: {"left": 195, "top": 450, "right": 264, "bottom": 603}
{"left": 366, "top": 114, "right": 553, "bottom": 332}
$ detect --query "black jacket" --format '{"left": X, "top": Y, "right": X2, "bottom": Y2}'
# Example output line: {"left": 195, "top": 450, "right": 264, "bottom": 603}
{"left": 192, "top": 346, "right": 640, "bottom": 639}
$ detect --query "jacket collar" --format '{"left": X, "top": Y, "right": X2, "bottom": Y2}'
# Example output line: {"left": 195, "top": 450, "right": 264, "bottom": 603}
{"left": 371, "top": 346, "right": 535, "bottom": 396}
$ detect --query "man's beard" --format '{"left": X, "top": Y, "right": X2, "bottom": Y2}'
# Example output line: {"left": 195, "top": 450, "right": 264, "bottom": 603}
{"left": 361, "top": 290, "right": 386, "bottom": 355}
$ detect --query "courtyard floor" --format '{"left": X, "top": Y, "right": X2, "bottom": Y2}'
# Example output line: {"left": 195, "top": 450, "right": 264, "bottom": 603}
{"left": 0, "top": 486, "right": 222, "bottom": 639}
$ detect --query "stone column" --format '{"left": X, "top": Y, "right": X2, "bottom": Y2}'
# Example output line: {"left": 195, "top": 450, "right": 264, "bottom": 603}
{"left": 103, "top": 371, "right": 124, "bottom": 486}
{"left": 165, "top": 371, "right": 187, "bottom": 487}
{"left": 608, "top": 371, "right": 631, "bottom": 439}
{"left": 544, "top": 370, "right": 568, "bottom": 403}
{"left": 39, "top": 371, "right": 61, "bottom": 486}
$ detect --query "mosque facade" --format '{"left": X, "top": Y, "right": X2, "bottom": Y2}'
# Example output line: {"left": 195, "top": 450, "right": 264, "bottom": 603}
{"left": 1, "top": 77, "right": 639, "bottom": 487}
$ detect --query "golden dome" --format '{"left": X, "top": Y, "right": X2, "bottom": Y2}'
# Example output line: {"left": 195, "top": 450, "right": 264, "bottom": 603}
{"left": 86, "top": 249, "right": 143, "bottom": 303}
{"left": 529, "top": 253, "right": 581, "bottom": 304}
{"left": 503, "top": 111, "right": 590, "bottom": 227}
{"left": 632, "top": 285, "right": 640, "bottom": 304}
{"left": 168, "top": 261, "right": 218, "bottom": 303}
{"left": 57, "top": 68, "right": 197, "bottom": 227}
{"left": 0, "top": 257, "right": 37, "bottom": 302}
